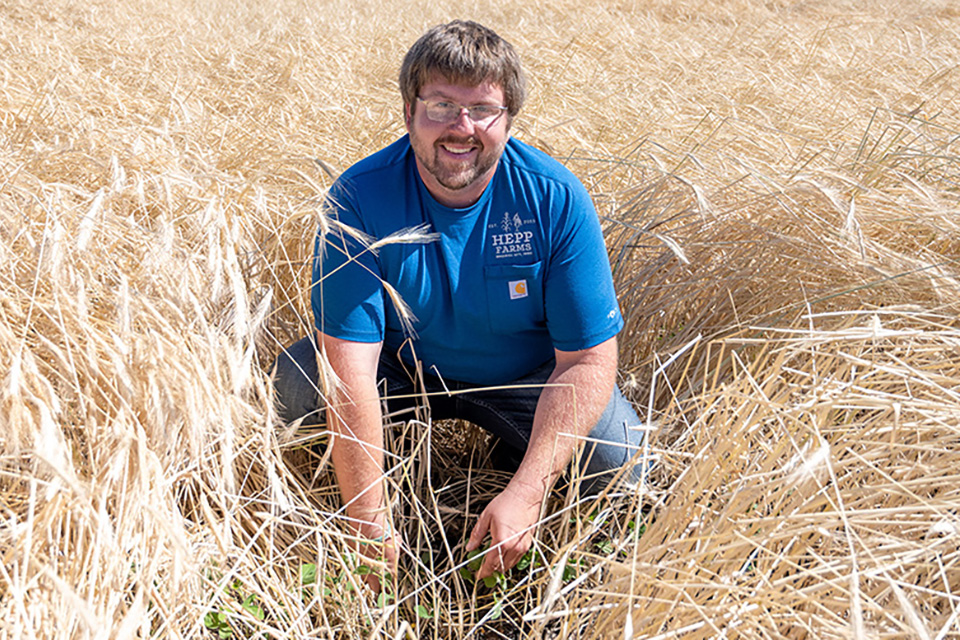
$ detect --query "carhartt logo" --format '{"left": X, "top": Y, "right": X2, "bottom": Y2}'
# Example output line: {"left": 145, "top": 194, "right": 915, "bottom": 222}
{"left": 509, "top": 280, "right": 528, "bottom": 300}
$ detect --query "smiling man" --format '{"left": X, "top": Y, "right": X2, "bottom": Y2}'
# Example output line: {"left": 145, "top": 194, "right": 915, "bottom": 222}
{"left": 274, "top": 20, "right": 645, "bottom": 584}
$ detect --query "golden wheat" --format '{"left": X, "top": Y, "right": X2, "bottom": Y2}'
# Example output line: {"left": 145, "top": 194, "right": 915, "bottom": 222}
{"left": 2, "top": 0, "right": 959, "bottom": 637}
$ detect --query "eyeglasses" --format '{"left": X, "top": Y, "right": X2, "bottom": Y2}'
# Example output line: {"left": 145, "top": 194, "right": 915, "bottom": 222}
{"left": 416, "top": 97, "right": 508, "bottom": 124}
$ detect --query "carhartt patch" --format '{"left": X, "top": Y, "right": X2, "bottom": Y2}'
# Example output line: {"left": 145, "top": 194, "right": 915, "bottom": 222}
{"left": 509, "top": 279, "right": 528, "bottom": 300}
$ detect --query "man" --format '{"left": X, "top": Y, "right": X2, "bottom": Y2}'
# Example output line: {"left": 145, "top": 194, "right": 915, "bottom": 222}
{"left": 274, "top": 20, "right": 644, "bottom": 583}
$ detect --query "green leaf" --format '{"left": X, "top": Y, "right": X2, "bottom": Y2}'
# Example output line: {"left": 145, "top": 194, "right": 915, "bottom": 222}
{"left": 482, "top": 575, "right": 498, "bottom": 589}
{"left": 300, "top": 563, "right": 317, "bottom": 586}
{"left": 203, "top": 611, "right": 221, "bottom": 630}
{"left": 377, "top": 592, "right": 393, "bottom": 608}
{"left": 355, "top": 565, "right": 373, "bottom": 576}
{"left": 204, "top": 611, "right": 233, "bottom": 639}
{"left": 489, "top": 597, "right": 503, "bottom": 620}
{"left": 415, "top": 604, "right": 433, "bottom": 619}
{"left": 465, "top": 549, "right": 484, "bottom": 572}
{"left": 241, "top": 594, "right": 265, "bottom": 621}
{"left": 595, "top": 539, "right": 615, "bottom": 554}
{"left": 458, "top": 567, "right": 474, "bottom": 582}
{"left": 518, "top": 549, "right": 543, "bottom": 569}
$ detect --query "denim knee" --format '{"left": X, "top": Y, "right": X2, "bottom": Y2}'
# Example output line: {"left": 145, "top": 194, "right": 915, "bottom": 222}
{"left": 273, "top": 336, "right": 323, "bottom": 425}
{"left": 577, "top": 386, "right": 647, "bottom": 493}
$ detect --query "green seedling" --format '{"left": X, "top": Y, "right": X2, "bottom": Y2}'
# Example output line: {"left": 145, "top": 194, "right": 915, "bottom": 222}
{"left": 299, "top": 563, "right": 332, "bottom": 600}
{"left": 202, "top": 578, "right": 266, "bottom": 639}
{"left": 203, "top": 611, "right": 232, "bottom": 639}
{"left": 489, "top": 597, "right": 504, "bottom": 620}
{"left": 299, "top": 555, "right": 394, "bottom": 606}
{"left": 595, "top": 539, "right": 615, "bottom": 555}
{"left": 459, "top": 548, "right": 485, "bottom": 582}
{"left": 482, "top": 572, "right": 508, "bottom": 590}
{"left": 241, "top": 594, "right": 265, "bottom": 622}
{"left": 562, "top": 557, "right": 586, "bottom": 582}
{"left": 627, "top": 518, "right": 648, "bottom": 539}
{"left": 514, "top": 549, "right": 544, "bottom": 572}
{"left": 460, "top": 546, "right": 568, "bottom": 589}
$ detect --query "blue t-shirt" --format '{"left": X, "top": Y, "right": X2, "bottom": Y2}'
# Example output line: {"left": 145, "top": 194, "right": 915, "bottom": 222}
{"left": 312, "top": 135, "right": 623, "bottom": 385}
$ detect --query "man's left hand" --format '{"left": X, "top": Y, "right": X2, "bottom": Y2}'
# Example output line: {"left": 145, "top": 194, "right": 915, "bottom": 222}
{"left": 466, "top": 481, "right": 544, "bottom": 580}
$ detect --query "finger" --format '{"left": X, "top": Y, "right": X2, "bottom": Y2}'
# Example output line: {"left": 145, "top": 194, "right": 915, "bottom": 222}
{"left": 383, "top": 541, "right": 399, "bottom": 571}
{"left": 356, "top": 544, "right": 388, "bottom": 565}
{"left": 486, "top": 534, "right": 531, "bottom": 578}
{"left": 501, "top": 540, "right": 530, "bottom": 573}
{"left": 466, "top": 511, "right": 490, "bottom": 551}
{"left": 364, "top": 572, "right": 382, "bottom": 593}
{"left": 476, "top": 545, "right": 504, "bottom": 580}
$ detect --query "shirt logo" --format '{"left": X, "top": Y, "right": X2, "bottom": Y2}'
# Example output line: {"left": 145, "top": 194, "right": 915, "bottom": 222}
{"left": 490, "top": 212, "right": 536, "bottom": 259}
{"left": 509, "top": 280, "right": 528, "bottom": 300}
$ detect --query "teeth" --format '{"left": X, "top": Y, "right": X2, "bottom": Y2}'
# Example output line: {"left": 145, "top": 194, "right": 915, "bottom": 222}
{"left": 442, "top": 144, "right": 474, "bottom": 154}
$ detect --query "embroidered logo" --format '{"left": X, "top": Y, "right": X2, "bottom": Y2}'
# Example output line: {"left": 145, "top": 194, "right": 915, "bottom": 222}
{"left": 509, "top": 280, "right": 528, "bottom": 300}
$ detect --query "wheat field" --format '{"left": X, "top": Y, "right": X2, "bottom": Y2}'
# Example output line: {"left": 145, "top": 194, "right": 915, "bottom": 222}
{"left": 2, "top": 0, "right": 960, "bottom": 638}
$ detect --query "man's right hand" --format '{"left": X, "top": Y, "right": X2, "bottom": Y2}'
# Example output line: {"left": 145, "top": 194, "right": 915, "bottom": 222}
{"left": 466, "top": 479, "right": 544, "bottom": 579}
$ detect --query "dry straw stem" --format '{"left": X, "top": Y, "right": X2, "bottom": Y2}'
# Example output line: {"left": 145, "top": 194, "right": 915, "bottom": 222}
{"left": 589, "top": 311, "right": 960, "bottom": 639}
{"left": 2, "top": 0, "right": 960, "bottom": 638}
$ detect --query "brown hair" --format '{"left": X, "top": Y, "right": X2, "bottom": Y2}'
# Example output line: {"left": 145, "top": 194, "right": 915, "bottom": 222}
{"left": 399, "top": 20, "right": 527, "bottom": 118}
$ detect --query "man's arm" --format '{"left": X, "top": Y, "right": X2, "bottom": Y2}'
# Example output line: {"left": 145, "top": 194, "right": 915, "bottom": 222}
{"left": 467, "top": 336, "right": 619, "bottom": 578}
{"left": 319, "top": 332, "right": 397, "bottom": 583}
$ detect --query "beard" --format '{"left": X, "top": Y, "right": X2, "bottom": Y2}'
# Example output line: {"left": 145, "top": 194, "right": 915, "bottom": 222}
{"left": 409, "top": 129, "right": 505, "bottom": 193}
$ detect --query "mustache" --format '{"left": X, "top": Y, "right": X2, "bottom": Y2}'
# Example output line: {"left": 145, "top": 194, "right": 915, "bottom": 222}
{"left": 435, "top": 136, "right": 482, "bottom": 148}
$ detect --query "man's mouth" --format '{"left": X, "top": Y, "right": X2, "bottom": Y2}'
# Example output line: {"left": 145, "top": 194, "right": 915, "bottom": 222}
{"left": 438, "top": 139, "right": 480, "bottom": 157}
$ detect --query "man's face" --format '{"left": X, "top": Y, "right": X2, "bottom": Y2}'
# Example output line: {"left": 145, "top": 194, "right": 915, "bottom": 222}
{"left": 405, "top": 77, "right": 510, "bottom": 208}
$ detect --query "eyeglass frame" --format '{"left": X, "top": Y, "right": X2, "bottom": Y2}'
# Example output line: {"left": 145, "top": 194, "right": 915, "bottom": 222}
{"left": 415, "top": 96, "right": 509, "bottom": 124}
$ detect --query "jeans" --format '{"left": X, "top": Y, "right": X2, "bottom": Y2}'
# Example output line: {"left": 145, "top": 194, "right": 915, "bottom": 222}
{"left": 273, "top": 336, "right": 647, "bottom": 492}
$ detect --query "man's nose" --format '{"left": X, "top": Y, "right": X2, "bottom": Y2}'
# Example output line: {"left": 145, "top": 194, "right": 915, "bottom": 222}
{"left": 448, "top": 108, "right": 476, "bottom": 132}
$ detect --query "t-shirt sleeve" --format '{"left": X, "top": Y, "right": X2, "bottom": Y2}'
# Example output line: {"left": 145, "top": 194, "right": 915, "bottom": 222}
{"left": 311, "top": 180, "right": 386, "bottom": 342}
{"left": 543, "top": 181, "right": 624, "bottom": 352}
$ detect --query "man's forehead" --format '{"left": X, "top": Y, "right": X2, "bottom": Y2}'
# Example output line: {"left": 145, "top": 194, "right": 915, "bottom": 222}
{"left": 420, "top": 74, "right": 504, "bottom": 97}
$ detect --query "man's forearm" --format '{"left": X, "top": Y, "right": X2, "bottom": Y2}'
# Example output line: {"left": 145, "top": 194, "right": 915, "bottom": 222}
{"left": 319, "top": 334, "right": 389, "bottom": 538}
{"left": 329, "top": 381, "right": 388, "bottom": 535}
{"left": 510, "top": 338, "right": 619, "bottom": 498}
